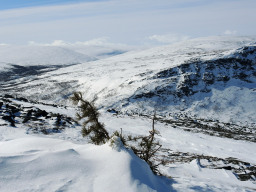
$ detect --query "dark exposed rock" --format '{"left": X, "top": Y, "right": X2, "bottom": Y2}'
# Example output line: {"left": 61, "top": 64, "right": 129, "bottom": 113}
{"left": 0, "top": 95, "right": 77, "bottom": 134}
{"left": 177, "top": 84, "right": 193, "bottom": 97}
{"left": 34, "top": 109, "right": 48, "bottom": 118}
{"left": 19, "top": 97, "right": 29, "bottom": 102}
{"left": 131, "top": 45, "right": 256, "bottom": 101}
{"left": 4, "top": 94, "right": 14, "bottom": 99}
{"left": 216, "top": 75, "right": 230, "bottom": 82}
{"left": 23, "top": 109, "right": 33, "bottom": 123}
{"left": 154, "top": 68, "right": 178, "bottom": 79}
{"left": 107, "top": 109, "right": 119, "bottom": 114}
{"left": 202, "top": 72, "right": 215, "bottom": 84}
{"left": 2, "top": 115, "right": 15, "bottom": 127}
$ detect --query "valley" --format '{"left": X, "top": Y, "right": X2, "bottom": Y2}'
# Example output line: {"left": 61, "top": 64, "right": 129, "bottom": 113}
{"left": 0, "top": 36, "right": 256, "bottom": 191}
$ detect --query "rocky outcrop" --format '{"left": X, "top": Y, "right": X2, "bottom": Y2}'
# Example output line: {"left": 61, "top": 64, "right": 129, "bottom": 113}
{"left": 131, "top": 45, "right": 256, "bottom": 100}
{"left": 0, "top": 95, "right": 77, "bottom": 134}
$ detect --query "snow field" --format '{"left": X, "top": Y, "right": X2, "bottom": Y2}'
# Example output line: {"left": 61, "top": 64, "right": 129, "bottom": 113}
{"left": 1, "top": 111, "right": 255, "bottom": 191}
{"left": 0, "top": 128, "right": 172, "bottom": 192}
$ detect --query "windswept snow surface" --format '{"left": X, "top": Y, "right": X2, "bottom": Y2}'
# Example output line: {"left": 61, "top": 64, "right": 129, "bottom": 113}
{"left": 0, "top": 126, "right": 171, "bottom": 192}
{"left": 103, "top": 114, "right": 256, "bottom": 192}
{"left": 0, "top": 109, "right": 255, "bottom": 192}
{"left": 0, "top": 94, "right": 255, "bottom": 191}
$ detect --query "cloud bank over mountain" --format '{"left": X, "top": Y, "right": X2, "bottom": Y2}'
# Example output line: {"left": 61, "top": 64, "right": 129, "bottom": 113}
{"left": 0, "top": 0, "right": 255, "bottom": 45}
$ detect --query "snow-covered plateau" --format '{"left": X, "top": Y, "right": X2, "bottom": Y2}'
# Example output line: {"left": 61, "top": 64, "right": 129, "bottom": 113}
{"left": 0, "top": 36, "right": 255, "bottom": 191}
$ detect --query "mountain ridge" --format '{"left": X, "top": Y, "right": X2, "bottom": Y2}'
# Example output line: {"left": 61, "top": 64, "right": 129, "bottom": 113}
{"left": 0, "top": 36, "right": 255, "bottom": 126}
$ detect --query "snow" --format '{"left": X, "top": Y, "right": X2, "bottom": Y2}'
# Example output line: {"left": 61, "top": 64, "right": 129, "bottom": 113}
{"left": 101, "top": 113, "right": 256, "bottom": 164}
{"left": 3, "top": 36, "right": 254, "bottom": 125}
{"left": 166, "top": 160, "right": 255, "bottom": 192}
{"left": 0, "top": 62, "right": 12, "bottom": 72}
{"left": 0, "top": 45, "right": 93, "bottom": 67}
{"left": 45, "top": 41, "right": 134, "bottom": 60}
{"left": 189, "top": 86, "right": 256, "bottom": 125}
{"left": 0, "top": 109, "right": 255, "bottom": 191}
{"left": 0, "top": 36, "right": 256, "bottom": 191}
{"left": 0, "top": 126, "right": 171, "bottom": 192}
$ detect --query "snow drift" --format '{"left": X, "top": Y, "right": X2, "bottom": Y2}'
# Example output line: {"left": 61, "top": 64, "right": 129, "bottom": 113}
{"left": 0, "top": 132, "right": 172, "bottom": 192}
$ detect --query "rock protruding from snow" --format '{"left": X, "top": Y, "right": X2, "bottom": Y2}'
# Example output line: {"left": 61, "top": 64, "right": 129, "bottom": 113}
{"left": 1, "top": 36, "right": 256, "bottom": 126}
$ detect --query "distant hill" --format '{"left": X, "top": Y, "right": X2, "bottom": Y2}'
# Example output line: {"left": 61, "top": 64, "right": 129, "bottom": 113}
{"left": 0, "top": 45, "right": 93, "bottom": 67}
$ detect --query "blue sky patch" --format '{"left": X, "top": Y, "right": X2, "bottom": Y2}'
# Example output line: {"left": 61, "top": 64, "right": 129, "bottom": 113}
{"left": 0, "top": 0, "right": 105, "bottom": 10}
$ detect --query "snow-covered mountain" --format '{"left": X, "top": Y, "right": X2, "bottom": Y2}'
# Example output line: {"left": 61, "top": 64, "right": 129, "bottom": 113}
{"left": 1, "top": 36, "right": 255, "bottom": 126}
{"left": 1, "top": 36, "right": 256, "bottom": 191}
{"left": 0, "top": 45, "right": 93, "bottom": 67}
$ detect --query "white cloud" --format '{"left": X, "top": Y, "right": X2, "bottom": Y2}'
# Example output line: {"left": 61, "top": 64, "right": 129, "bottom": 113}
{"left": 224, "top": 30, "right": 237, "bottom": 35}
{"left": 73, "top": 38, "right": 110, "bottom": 46}
{"left": 148, "top": 34, "right": 190, "bottom": 44}
{"left": 29, "top": 40, "right": 71, "bottom": 46}
{"left": 27, "top": 37, "right": 131, "bottom": 48}
{"left": 49, "top": 40, "right": 69, "bottom": 46}
{"left": 0, "top": 0, "right": 255, "bottom": 45}
{"left": 27, "top": 38, "right": 137, "bottom": 59}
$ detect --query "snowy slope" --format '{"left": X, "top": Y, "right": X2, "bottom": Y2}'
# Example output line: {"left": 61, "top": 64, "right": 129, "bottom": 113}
{"left": 0, "top": 131, "right": 171, "bottom": 192}
{"left": 48, "top": 41, "right": 132, "bottom": 59}
{"left": 1, "top": 36, "right": 255, "bottom": 126}
{"left": 0, "top": 96, "right": 255, "bottom": 191}
{"left": 0, "top": 36, "right": 255, "bottom": 192}
{"left": 0, "top": 45, "right": 93, "bottom": 67}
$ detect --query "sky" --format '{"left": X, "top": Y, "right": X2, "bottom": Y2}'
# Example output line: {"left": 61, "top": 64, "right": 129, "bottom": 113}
{"left": 0, "top": 0, "right": 104, "bottom": 10}
{"left": 0, "top": 0, "right": 256, "bottom": 46}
